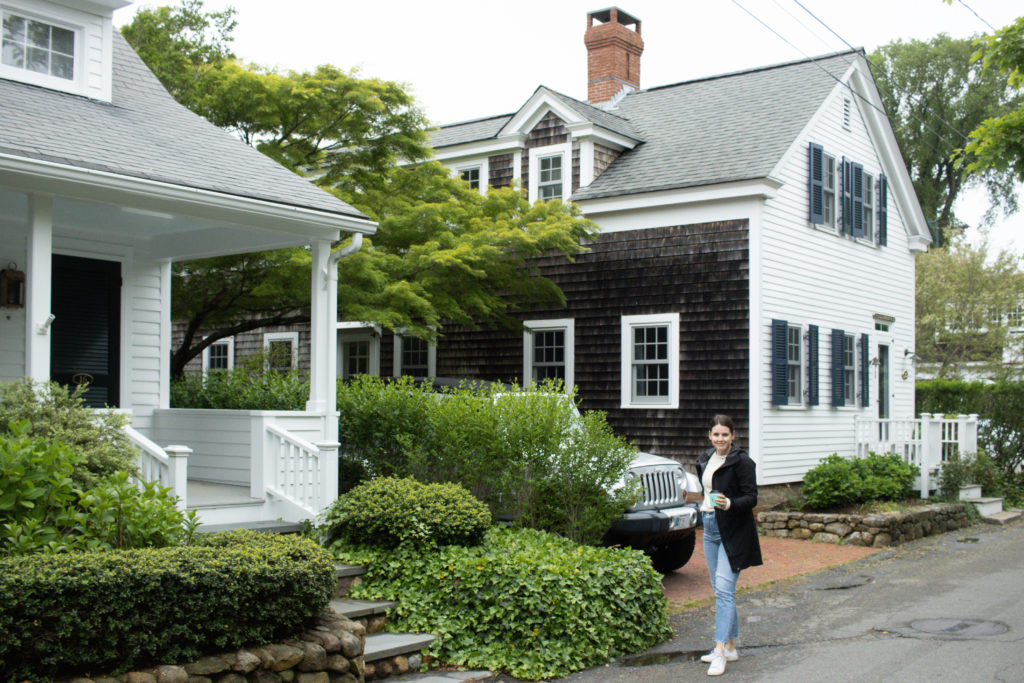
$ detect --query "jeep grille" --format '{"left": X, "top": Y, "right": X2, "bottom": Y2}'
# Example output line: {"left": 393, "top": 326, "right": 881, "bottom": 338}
{"left": 632, "top": 466, "right": 685, "bottom": 510}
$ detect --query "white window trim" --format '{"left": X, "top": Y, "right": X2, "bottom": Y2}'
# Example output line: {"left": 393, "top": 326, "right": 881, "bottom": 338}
{"left": 841, "top": 332, "right": 857, "bottom": 408}
{"left": 392, "top": 332, "right": 437, "bottom": 378}
{"left": 263, "top": 331, "right": 299, "bottom": 371}
{"left": 337, "top": 321, "right": 381, "bottom": 378}
{"left": 620, "top": 313, "right": 679, "bottom": 409}
{"left": 0, "top": 2, "right": 86, "bottom": 96}
{"left": 201, "top": 336, "right": 234, "bottom": 374}
{"left": 454, "top": 159, "right": 488, "bottom": 195}
{"left": 523, "top": 318, "right": 575, "bottom": 392}
{"left": 528, "top": 142, "right": 572, "bottom": 204}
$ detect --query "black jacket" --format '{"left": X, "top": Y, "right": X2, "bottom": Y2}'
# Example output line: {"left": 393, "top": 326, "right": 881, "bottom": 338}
{"left": 696, "top": 446, "right": 763, "bottom": 573}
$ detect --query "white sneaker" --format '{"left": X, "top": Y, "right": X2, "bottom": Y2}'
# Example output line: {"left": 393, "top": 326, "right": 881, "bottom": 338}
{"left": 700, "top": 646, "right": 738, "bottom": 663}
{"left": 707, "top": 650, "right": 726, "bottom": 676}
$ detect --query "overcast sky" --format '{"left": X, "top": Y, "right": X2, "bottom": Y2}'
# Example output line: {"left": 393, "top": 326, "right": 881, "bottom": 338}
{"left": 114, "top": 0, "right": 1023, "bottom": 253}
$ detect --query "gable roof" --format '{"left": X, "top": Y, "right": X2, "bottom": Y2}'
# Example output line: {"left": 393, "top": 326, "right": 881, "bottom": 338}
{"left": 574, "top": 51, "right": 856, "bottom": 201}
{"left": 430, "top": 51, "right": 859, "bottom": 201}
{"left": 0, "top": 32, "right": 367, "bottom": 221}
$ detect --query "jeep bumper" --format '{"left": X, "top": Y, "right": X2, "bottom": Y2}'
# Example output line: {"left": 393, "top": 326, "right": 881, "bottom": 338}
{"left": 605, "top": 503, "right": 700, "bottom": 547}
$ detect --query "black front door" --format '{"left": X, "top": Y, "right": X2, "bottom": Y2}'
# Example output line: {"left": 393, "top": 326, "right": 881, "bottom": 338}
{"left": 51, "top": 255, "right": 121, "bottom": 408}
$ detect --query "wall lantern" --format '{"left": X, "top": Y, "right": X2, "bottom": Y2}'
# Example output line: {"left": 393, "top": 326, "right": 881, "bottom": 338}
{"left": 0, "top": 263, "right": 25, "bottom": 308}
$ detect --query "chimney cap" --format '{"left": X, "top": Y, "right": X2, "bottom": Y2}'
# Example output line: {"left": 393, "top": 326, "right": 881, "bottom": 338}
{"left": 588, "top": 7, "right": 641, "bottom": 27}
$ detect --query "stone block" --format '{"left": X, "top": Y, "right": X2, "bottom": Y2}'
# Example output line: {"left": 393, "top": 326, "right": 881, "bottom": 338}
{"left": 811, "top": 532, "right": 840, "bottom": 544}
{"left": 338, "top": 631, "right": 363, "bottom": 659}
{"left": 185, "top": 657, "right": 230, "bottom": 676}
{"left": 121, "top": 673, "right": 156, "bottom": 683}
{"left": 266, "top": 645, "right": 304, "bottom": 672}
{"left": 295, "top": 674, "right": 329, "bottom": 683}
{"left": 152, "top": 666, "right": 189, "bottom": 683}
{"left": 248, "top": 672, "right": 281, "bottom": 683}
{"left": 297, "top": 642, "right": 328, "bottom": 672}
{"left": 392, "top": 656, "right": 410, "bottom": 675}
{"left": 789, "top": 527, "right": 812, "bottom": 540}
{"left": 824, "top": 522, "right": 852, "bottom": 537}
{"left": 325, "top": 655, "right": 350, "bottom": 674}
{"left": 217, "top": 674, "right": 246, "bottom": 683}
{"left": 808, "top": 523, "right": 825, "bottom": 532}
{"left": 873, "top": 532, "right": 893, "bottom": 547}
{"left": 232, "top": 651, "right": 261, "bottom": 674}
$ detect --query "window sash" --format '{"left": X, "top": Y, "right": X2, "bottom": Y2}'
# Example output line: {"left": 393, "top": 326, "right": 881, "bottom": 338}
{"left": 823, "top": 155, "right": 836, "bottom": 227}
{"left": 632, "top": 325, "right": 669, "bottom": 400}
{"left": 862, "top": 172, "right": 874, "bottom": 241}
{"left": 538, "top": 155, "right": 563, "bottom": 200}
{"left": 532, "top": 329, "right": 565, "bottom": 382}
{"left": 459, "top": 167, "right": 480, "bottom": 190}
{"left": 786, "top": 325, "right": 802, "bottom": 402}
{"left": 843, "top": 334, "right": 855, "bottom": 403}
{"left": 207, "top": 342, "right": 230, "bottom": 370}
{"left": 2, "top": 13, "right": 74, "bottom": 80}
{"left": 344, "top": 340, "right": 370, "bottom": 378}
{"left": 400, "top": 336, "right": 429, "bottom": 376}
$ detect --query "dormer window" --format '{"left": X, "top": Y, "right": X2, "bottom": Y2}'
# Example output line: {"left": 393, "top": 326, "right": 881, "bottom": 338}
{"left": 538, "top": 155, "right": 563, "bottom": 200}
{"left": 2, "top": 12, "right": 74, "bottom": 80}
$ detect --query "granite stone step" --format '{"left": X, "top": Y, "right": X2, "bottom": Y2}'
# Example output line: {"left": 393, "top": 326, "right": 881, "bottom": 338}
{"left": 982, "top": 509, "right": 1022, "bottom": 525}
{"left": 965, "top": 496, "right": 1004, "bottom": 517}
{"left": 365, "top": 632, "right": 437, "bottom": 662}
{"left": 330, "top": 597, "right": 396, "bottom": 618}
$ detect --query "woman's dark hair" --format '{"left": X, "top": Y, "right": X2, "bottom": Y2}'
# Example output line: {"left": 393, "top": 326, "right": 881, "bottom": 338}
{"left": 708, "top": 414, "right": 735, "bottom": 434}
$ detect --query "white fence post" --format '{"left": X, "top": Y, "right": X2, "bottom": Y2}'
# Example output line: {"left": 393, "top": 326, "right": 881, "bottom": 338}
{"left": 919, "top": 413, "right": 942, "bottom": 499}
{"left": 962, "top": 413, "right": 979, "bottom": 455}
{"left": 164, "top": 445, "right": 191, "bottom": 511}
{"left": 317, "top": 441, "right": 340, "bottom": 514}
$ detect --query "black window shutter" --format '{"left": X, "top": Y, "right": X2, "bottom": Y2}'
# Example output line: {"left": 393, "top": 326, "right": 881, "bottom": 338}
{"left": 772, "top": 319, "right": 789, "bottom": 406}
{"left": 878, "top": 173, "right": 888, "bottom": 246}
{"left": 808, "top": 324, "right": 819, "bottom": 406}
{"left": 841, "top": 158, "right": 853, "bottom": 236}
{"left": 809, "top": 143, "right": 825, "bottom": 224}
{"left": 831, "top": 328, "right": 845, "bottom": 406}
{"left": 860, "top": 333, "right": 870, "bottom": 407}
{"left": 852, "top": 163, "right": 865, "bottom": 238}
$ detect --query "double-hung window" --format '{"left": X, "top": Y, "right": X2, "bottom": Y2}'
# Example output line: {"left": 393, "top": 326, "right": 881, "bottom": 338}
{"left": 203, "top": 337, "right": 234, "bottom": 373}
{"left": 459, "top": 167, "right": 480, "bottom": 190}
{"left": 621, "top": 314, "right": 678, "bottom": 409}
{"left": 810, "top": 143, "right": 886, "bottom": 244}
{"left": 392, "top": 334, "right": 436, "bottom": 378}
{"left": 862, "top": 173, "right": 875, "bottom": 242}
{"left": 523, "top": 319, "right": 574, "bottom": 390}
{"left": 339, "top": 322, "right": 380, "bottom": 379}
{"left": 264, "top": 331, "right": 298, "bottom": 373}
{"left": 772, "top": 320, "right": 817, "bottom": 406}
{"left": 843, "top": 334, "right": 856, "bottom": 404}
{"left": 538, "top": 155, "right": 563, "bottom": 200}
{"left": 823, "top": 154, "right": 836, "bottom": 228}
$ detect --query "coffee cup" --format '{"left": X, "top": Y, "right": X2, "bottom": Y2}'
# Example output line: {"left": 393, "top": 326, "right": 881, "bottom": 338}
{"left": 709, "top": 490, "right": 723, "bottom": 507}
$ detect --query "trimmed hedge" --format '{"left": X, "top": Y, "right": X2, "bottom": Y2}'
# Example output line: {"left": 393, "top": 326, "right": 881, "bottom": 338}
{"left": 801, "top": 452, "right": 918, "bottom": 510}
{"left": 332, "top": 526, "right": 673, "bottom": 680}
{"left": 322, "top": 476, "right": 492, "bottom": 549}
{"left": 0, "top": 530, "right": 335, "bottom": 680}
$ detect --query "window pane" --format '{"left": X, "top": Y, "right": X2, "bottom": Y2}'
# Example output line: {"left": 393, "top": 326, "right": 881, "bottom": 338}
{"left": 3, "top": 15, "right": 26, "bottom": 42}
{"left": 51, "top": 26, "right": 73, "bottom": 55}
{"left": 51, "top": 53, "right": 72, "bottom": 79}
{"left": 26, "top": 46, "right": 47, "bottom": 73}
{"left": 268, "top": 340, "right": 293, "bottom": 371}
{"left": 532, "top": 329, "right": 565, "bottom": 382}
{"left": 401, "top": 336, "right": 429, "bottom": 375}
{"left": 208, "top": 343, "right": 229, "bottom": 370}
{"left": 2, "top": 41, "right": 23, "bottom": 68}
{"left": 27, "top": 21, "right": 49, "bottom": 48}
{"left": 345, "top": 340, "right": 369, "bottom": 378}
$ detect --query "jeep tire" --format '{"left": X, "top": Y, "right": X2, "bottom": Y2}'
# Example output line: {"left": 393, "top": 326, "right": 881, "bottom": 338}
{"left": 646, "top": 532, "right": 696, "bottom": 574}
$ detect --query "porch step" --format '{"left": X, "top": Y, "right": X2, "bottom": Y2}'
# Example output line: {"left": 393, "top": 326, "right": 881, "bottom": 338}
{"left": 983, "top": 509, "right": 1022, "bottom": 525}
{"left": 364, "top": 633, "right": 437, "bottom": 662}
{"left": 389, "top": 670, "right": 495, "bottom": 682}
{"left": 330, "top": 598, "right": 396, "bottom": 618}
{"left": 197, "top": 519, "right": 303, "bottom": 534}
{"left": 965, "top": 496, "right": 1004, "bottom": 517}
{"left": 959, "top": 484, "right": 983, "bottom": 500}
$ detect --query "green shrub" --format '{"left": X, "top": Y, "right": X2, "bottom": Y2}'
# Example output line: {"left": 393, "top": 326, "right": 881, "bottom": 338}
{"left": 1, "top": 423, "right": 196, "bottom": 555}
{"left": 0, "top": 380, "right": 138, "bottom": 487}
{"left": 170, "top": 358, "right": 308, "bottom": 410}
{"left": 332, "top": 526, "right": 672, "bottom": 680}
{"left": 322, "top": 476, "right": 492, "bottom": 548}
{"left": 801, "top": 452, "right": 918, "bottom": 510}
{"left": 336, "top": 377, "right": 637, "bottom": 544}
{"left": 917, "top": 379, "right": 1024, "bottom": 485}
{"left": 0, "top": 530, "right": 335, "bottom": 680}
{"left": 938, "top": 450, "right": 1024, "bottom": 507}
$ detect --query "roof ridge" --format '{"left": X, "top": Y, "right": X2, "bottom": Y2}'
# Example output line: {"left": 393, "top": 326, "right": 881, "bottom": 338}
{"left": 539, "top": 85, "right": 634, "bottom": 124}
{"left": 437, "top": 112, "right": 515, "bottom": 130}
{"left": 639, "top": 48, "right": 862, "bottom": 95}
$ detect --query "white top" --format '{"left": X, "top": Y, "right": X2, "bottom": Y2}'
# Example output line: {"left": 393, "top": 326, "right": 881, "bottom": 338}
{"left": 700, "top": 452, "right": 728, "bottom": 513}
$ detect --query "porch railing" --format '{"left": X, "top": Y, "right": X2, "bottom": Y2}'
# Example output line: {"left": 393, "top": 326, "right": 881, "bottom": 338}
{"left": 854, "top": 413, "right": 979, "bottom": 498}
{"left": 124, "top": 424, "right": 190, "bottom": 510}
{"left": 263, "top": 423, "right": 338, "bottom": 518}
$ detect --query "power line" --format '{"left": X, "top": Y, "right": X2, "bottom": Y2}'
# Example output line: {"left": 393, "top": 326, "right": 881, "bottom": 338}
{"left": 957, "top": 0, "right": 996, "bottom": 32}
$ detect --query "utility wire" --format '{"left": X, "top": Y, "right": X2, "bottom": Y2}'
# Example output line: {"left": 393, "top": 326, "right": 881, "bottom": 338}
{"left": 790, "top": 0, "right": 972, "bottom": 144}
{"left": 957, "top": 0, "right": 996, "bottom": 32}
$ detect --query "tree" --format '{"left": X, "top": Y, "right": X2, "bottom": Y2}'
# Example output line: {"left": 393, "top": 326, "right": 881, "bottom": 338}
{"left": 915, "top": 238, "right": 1024, "bottom": 379}
{"left": 123, "top": 1, "right": 597, "bottom": 377}
{"left": 870, "top": 34, "right": 1022, "bottom": 245}
{"left": 962, "top": 16, "right": 1024, "bottom": 185}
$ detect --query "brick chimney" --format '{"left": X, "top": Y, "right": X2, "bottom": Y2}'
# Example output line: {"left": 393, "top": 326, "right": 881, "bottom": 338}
{"left": 585, "top": 7, "right": 643, "bottom": 103}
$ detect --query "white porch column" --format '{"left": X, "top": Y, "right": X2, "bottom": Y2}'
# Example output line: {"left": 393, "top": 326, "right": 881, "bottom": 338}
{"left": 306, "top": 240, "right": 335, "bottom": 417}
{"left": 25, "top": 194, "right": 53, "bottom": 383}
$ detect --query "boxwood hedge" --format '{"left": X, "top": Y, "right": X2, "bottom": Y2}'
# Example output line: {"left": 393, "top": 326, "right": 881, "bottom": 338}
{"left": 0, "top": 530, "right": 335, "bottom": 680}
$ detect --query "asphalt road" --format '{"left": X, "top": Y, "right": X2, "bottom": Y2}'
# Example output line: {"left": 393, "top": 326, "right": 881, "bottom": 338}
{"left": 553, "top": 519, "right": 1024, "bottom": 682}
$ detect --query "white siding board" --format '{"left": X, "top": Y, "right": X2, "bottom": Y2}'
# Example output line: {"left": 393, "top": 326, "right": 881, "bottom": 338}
{"left": 756, "top": 79, "right": 918, "bottom": 485}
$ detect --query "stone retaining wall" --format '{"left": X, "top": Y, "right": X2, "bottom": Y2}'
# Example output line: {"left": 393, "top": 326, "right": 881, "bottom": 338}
{"left": 757, "top": 503, "right": 970, "bottom": 547}
{"left": 60, "top": 609, "right": 365, "bottom": 683}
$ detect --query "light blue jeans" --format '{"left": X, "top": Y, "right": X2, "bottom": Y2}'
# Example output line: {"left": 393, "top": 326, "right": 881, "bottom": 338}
{"left": 703, "top": 511, "right": 740, "bottom": 644}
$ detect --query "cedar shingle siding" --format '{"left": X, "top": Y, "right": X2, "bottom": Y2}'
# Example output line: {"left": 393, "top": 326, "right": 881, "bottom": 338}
{"left": 488, "top": 153, "right": 514, "bottom": 189}
{"left": 436, "top": 220, "right": 750, "bottom": 465}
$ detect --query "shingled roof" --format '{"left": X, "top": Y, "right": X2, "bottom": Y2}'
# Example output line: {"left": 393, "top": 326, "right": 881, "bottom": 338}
{"left": 0, "top": 32, "right": 368, "bottom": 221}
{"left": 430, "top": 51, "right": 858, "bottom": 202}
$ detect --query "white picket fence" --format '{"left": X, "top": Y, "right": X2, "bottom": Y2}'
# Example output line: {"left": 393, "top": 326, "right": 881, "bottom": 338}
{"left": 854, "top": 413, "right": 979, "bottom": 498}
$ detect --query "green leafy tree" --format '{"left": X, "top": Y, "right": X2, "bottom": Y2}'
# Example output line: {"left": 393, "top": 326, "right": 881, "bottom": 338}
{"left": 870, "top": 34, "right": 1022, "bottom": 245}
{"left": 122, "top": 2, "right": 596, "bottom": 376}
{"left": 962, "top": 16, "right": 1024, "bottom": 184}
{"left": 915, "top": 238, "right": 1024, "bottom": 378}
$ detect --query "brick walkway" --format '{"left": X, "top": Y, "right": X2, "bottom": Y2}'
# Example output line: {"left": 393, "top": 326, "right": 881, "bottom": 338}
{"left": 661, "top": 530, "right": 878, "bottom": 609}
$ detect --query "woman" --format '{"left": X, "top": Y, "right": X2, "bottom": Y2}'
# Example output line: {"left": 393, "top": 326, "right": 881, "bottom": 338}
{"left": 696, "top": 414, "right": 762, "bottom": 676}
